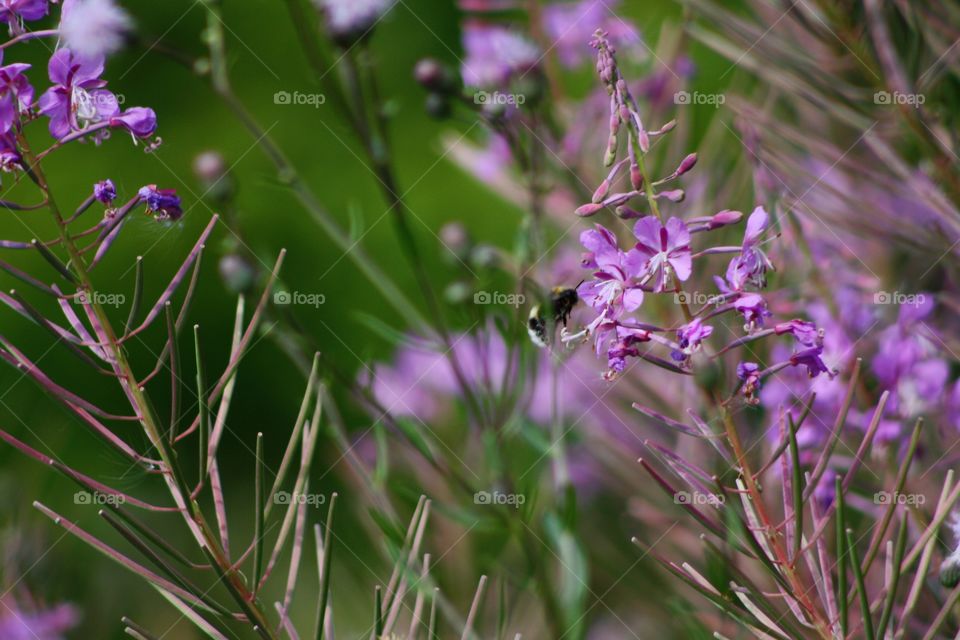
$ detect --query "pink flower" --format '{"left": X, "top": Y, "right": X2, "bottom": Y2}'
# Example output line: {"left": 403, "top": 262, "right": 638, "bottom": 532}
{"left": 632, "top": 216, "right": 692, "bottom": 291}
{"left": 577, "top": 224, "right": 645, "bottom": 315}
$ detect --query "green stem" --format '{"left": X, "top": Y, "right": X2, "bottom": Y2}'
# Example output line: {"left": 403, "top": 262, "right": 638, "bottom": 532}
{"left": 18, "top": 133, "right": 277, "bottom": 639}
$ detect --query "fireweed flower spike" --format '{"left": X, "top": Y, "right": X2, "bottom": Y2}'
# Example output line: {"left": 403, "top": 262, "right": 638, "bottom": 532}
{"left": 567, "top": 30, "right": 832, "bottom": 397}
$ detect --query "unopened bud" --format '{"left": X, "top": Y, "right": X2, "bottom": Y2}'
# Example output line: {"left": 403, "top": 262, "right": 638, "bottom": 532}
{"left": 676, "top": 153, "right": 698, "bottom": 176}
{"left": 708, "top": 209, "right": 744, "bottom": 229}
{"left": 576, "top": 203, "right": 605, "bottom": 217}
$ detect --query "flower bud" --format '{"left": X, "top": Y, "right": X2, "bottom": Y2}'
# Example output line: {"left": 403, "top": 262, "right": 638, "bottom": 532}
{"left": 440, "top": 222, "right": 471, "bottom": 261}
{"left": 615, "top": 206, "right": 642, "bottom": 219}
{"left": 414, "top": 58, "right": 458, "bottom": 94}
{"left": 470, "top": 244, "right": 499, "bottom": 269}
{"left": 591, "top": 180, "right": 610, "bottom": 204}
{"left": 193, "top": 151, "right": 235, "bottom": 203}
{"left": 656, "top": 189, "right": 685, "bottom": 203}
{"left": 675, "top": 153, "right": 697, "bottom": 177}
{"left": 444, "top": 281, "right": 472, "bottom": 305}
{"left": 707, "top": 209, "right": 744, "bottom": 229}
{"left": 575, "top": 203, "right": 604, "bottom": 217}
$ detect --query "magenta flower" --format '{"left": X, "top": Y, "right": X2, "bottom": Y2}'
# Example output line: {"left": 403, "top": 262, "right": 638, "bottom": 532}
{"left": 790, "top": 345, "right": 833, "bottom": 378}
{"left": 577, "top": 224, "right": 645, "bottom": 314}
{"left": 632, "top": 216, "right": 692, "bottom": 292}
{"left": 109, "top": 106, "right": 157, "bottom": 139}
{"left": 606, "top": 324, "right": 651, "bottom": 375}
{"left": 461, "top": 21, "right": 539, "bottom": 88}
{"left": 38, "top": 49, "right": 119, "bottom": 139}
{"left": 0, "top": 54, "right": 33, "bottom": 134}
{"left": 0, "top": 131, "right": 19, "bottom": 174}
{"left": 726, "top": 205, "right": 773, "bottom": 290}
{"left": 542, "top": 0, "right": 641, "bottom": 68}
{"left": 318, "top": 0, "right": 391, "bottom": 43}
{"left": 93, "top": 178, "right": 115, "bottom": 203}
{"left": 0, "top": 601, "right": 78, "bottom": 640}
{"left": 775, "top": 319, "right": 820, "bottom": 346}
{"left": 139, "top": 185, "right": 183, "bottom": 220}
{"left": 737, "top": 361, "right": 761, "bottom": 402}
{"left": 0, "top": 0, "right": 47, "bottom": 34}
{"left": 733, "top": 292, "right": 770, "bottom": 327}
{"left": 673, "top": 317, "right": 713, "bottom": 362}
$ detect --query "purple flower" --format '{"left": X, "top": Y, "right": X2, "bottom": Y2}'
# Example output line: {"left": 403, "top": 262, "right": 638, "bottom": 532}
{"left": 93, "top": 178, "right": 115, "bottom": 203}
{"left": 38, "top": 49, "right": 119, "bottom": 140}
{"left": 733, "top": 292, "right": 770, "bottom": 327}
{"left": 737, "top": 361, "right": 762, "bottom": 402}
{"left": 0, "top": 53, "right": 33, "bottom": 134}
{"left": 872, "top": 294, "right": 936, "bottom": 388}
{"left": 109, "top": 106, "right": 157, "bottom": 139}
{"left": 318, "top": 0, "right": 391, "bottom": 43}
{"left": 790, "top": 345, "right": 834, "bottom": 378}
{"left": 138, "top": 185, "right": 182, "bottom": 220}
{"left": 632, "top": 216, "right": 692, "bottom": 292}
{"left": 60, "top": 0, "right": 131, "bottom": 58}
{"left": 0, "top": 0, "right": 48, "bottom": 34}
{"left": 673, "top": 318, "right": 713, "bottom": 361}
{"left": 606, "top": 324, "right": 651, "bottom": 376}
{"left": 0, "top": 601, "right": 78, "bottom": 640}
{"left": 461, "top": 21, "right": 539, "bottom": 88}
{"left": 726, "top": 206, "right": 773, "bottom": 290}
{"left": 813, "top": 469, "right": 837, "bottom": 511}
{"left": 577, "top": 224, "right": 645, "bottom": 314}
{"left": 0, "top": 131, "right": 19, "bottom": 173}
{"left": 542, "top": 0, "right": 641, "bottom": 68}
{"left": 775, "top": 319, "right": 820, "bottom": 347}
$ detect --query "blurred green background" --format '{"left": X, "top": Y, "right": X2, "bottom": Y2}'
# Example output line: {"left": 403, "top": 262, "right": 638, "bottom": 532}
{"left": 0, "top": 0, "right": 739, "bottom": 636}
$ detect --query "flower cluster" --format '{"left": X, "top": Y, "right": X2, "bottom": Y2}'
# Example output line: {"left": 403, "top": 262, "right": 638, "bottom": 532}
{"left": 0, "top": 0, "right": 156, "bottom": 154}
{"left": 567, "top": 32, "right": 834, "bottom": 397}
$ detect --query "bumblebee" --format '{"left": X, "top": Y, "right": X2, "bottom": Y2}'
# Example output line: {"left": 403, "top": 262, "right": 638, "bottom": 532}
{"left": 527, "top": 286, "right": 579, "bottom": 348}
